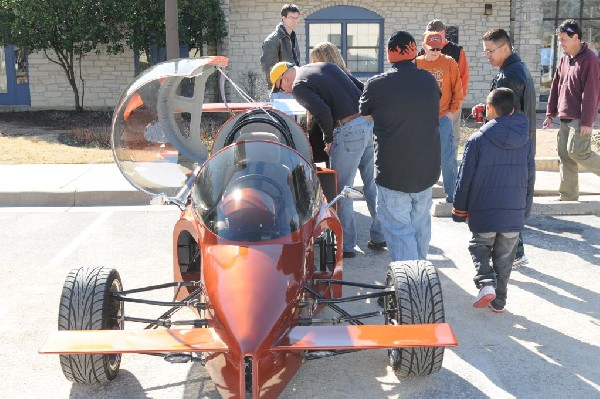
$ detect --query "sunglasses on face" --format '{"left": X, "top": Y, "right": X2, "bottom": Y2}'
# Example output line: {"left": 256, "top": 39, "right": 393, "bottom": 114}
{"left": 426, "top": 47, "right": 442, "bottom": 52}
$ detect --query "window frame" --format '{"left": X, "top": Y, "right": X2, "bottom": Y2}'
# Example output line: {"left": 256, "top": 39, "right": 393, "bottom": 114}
{"left": 305, "top": 6, "right": 384, "bottom": 78}
{"left": 539, "top": 0, "right": 600, "bottom": 102}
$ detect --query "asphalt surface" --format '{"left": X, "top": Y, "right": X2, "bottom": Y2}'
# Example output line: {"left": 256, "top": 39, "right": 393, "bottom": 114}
{"left": 0, "top": 202, "right": 598, "bottom": 398}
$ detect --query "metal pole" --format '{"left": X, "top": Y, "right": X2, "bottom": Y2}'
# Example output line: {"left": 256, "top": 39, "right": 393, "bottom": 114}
{"left": 165, "top": 0, "right": 180, "bottom": 60}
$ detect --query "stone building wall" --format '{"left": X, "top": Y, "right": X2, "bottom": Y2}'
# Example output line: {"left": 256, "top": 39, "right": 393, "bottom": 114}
{"left": 226, "top": 0, "right": 546, "bottom": 109}
{"left": 21, "top": 0, "right": 546, "bottom": 111}
{"left": 511, "top": 0, "right": 544, "bottom": 105}
{"left": 27, "top": 48, "right": 135, "bottom": 110}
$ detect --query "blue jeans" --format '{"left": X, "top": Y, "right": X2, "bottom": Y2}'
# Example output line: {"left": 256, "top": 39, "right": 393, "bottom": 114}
{"left": 440, "top": 116, "right": 458, "bottom": 202}
{"left": 376, "top": 184, "right": 432, "bottom": 261}
{"left": 330, "top": 117, "right": 383, "bottom": 252}
{"left": 469, "top": 231, "right": 519, "bottom": 309}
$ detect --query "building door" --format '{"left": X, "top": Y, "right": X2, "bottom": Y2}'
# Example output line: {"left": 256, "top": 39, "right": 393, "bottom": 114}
{"left": 0, "top": 45, "right": 31, "bottom": 105}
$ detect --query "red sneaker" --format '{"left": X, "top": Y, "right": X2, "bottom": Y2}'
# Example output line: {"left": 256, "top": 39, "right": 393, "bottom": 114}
{"left": 473, "top": 285, "right": 496, "bottom": 308}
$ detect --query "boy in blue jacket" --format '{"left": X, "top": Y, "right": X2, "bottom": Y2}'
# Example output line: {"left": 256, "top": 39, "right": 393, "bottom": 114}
{"left": 452, "top": 88, "right": 535, "bottom": 313}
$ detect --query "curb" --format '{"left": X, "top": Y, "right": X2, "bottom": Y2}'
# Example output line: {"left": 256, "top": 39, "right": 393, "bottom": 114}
{"left": 0, "top": 190, "right": 149, "bottom": 207}
{"left": 536, "top": 157, "right": 560, "bottom": 171}
{"left": 432, "top": 195, "right": 600, "bottom": 217}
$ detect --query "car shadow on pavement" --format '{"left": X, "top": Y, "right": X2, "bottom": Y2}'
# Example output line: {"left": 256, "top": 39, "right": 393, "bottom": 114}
{"left": 68, "top": 370, "right": 148, "bottom": 399}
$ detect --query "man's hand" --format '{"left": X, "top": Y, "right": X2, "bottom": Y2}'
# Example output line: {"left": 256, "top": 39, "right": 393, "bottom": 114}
{"left": 580, "top": 126, "right": 593, "bottom": 136}
{"left": 471, "top": 103, "right": 485, "bottom": 117}
{"left": 543, "top": 116, "right": 553, "bottom": 129}
{"left": 445, "top": 111, "right": 454, "bottom": 119}
{"left": 325, "top": 142, "right": 332, "bottom": 155}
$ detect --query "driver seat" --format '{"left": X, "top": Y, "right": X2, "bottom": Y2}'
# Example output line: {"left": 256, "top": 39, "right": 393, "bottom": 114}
{"left": 234, "top": 139, "right": 299, "bottom": 234}
{"left": 220, "top": 187, "right": 277, "bottom": 237}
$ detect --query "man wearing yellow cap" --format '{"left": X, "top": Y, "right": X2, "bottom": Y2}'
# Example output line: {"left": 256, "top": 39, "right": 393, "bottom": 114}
{"left": 270, "top": 60, "right": 385, "bottom": 258}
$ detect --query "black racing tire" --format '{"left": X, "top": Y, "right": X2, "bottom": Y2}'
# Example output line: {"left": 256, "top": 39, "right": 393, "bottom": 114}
{"left": 384, "top": 260, "right": 445, "bottom": 377}
{"left": 58, "top": 266, "right": 124, "bottom": 383}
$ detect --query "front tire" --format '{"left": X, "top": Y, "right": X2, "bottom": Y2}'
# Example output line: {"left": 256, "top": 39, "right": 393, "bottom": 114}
{"left": 384, "top": 260, "right": 445, "bottom": 377}
{"left": 58, "top": 266, "right": 124, "bottom": 383}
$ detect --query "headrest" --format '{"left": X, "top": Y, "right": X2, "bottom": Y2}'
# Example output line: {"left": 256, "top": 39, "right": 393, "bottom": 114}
{"left": 236, "top": 132, "right": 280, "bottom": 143}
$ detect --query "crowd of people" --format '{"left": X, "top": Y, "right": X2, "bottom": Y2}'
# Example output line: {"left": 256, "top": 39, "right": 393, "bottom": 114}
{"left": 260, "top": 5, "right": 600, "bottom": 312}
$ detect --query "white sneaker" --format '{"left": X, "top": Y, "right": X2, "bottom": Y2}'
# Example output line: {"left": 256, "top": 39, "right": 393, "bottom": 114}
{"left": 473, "top": 285, "right": 496, "bottom": 308}
{"left": 513, "top": 255, "right": 529, "bottom": 269}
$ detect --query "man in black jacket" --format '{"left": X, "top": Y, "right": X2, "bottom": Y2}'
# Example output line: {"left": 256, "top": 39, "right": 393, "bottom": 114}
{"left": 359, "top": 31, "right": 441, "bottom": 261}
{"left": 477, "top": 28, "right": 537, "bottom": 269}
{"left": 260, "top": 4, "right": 301, "bottom": 96}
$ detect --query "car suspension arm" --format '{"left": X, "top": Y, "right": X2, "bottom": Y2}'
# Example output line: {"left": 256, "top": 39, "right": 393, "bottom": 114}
{"left": 303, "top": 285, "right": 363, "bottom": 325}
{"left": 110, "top": 281, "right": 207, "bottom": 329}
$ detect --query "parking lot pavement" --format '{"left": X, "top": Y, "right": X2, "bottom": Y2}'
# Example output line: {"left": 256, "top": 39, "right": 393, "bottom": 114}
{"left": 0, "top": 204, "right": 598, "bottom": 398}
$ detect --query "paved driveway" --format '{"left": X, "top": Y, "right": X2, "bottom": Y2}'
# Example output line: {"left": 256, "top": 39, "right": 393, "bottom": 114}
{"left": 0, "top": 204, "right": 598, "bottom": 398}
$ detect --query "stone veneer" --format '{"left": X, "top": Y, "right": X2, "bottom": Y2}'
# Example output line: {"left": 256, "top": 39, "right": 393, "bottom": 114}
{"left": 225, "top": 0, "right": 544, "bottom": 109}
{"left": 27, "top": 47, "right": 135, "bottom": 110}
{"left": 23, "top": 0, "right": 545, "bottom": 111}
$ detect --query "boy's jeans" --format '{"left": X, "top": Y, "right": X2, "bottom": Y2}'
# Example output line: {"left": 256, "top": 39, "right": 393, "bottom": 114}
{"left": 469, "top": 231, "right": 519, "bottom": 308}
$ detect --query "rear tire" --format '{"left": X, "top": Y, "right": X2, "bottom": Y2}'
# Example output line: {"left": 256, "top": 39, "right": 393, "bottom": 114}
{"left": 384, "top": 260, "right": 445, "bottom": 377}
{"left": 58, "top": 266, "right": 124, "bottom": 383}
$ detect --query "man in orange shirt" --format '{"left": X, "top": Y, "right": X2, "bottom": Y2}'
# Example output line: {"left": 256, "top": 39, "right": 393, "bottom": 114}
{"left": 422, "top": 19, "right": 470, "bottom": 153}
{"left": 416, "top": 32, "right": 464, "bottom": 202}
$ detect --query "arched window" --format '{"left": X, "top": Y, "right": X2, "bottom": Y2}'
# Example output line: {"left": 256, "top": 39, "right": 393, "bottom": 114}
{"left": 305, "top": 6, "right": 384, "bottom": 77}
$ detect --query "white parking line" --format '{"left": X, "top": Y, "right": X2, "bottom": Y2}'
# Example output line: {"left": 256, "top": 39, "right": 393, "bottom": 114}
{"left": 45, "top": 210, "right": 113, "bottom": 269}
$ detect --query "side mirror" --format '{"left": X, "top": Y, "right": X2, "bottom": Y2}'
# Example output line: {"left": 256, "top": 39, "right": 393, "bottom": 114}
{"left": 326, "top": 186, "right": 364, "bottom": 208}
{"left": 150, "top": 193, "right": 187, "bottom": 210}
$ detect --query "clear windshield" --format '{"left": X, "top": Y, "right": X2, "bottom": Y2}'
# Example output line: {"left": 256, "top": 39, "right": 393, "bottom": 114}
{"left": 111, "top": 57, "right": 227, "bottom": 197}
{"left": 191, "top": 141, "right": 322, "bottom": 242}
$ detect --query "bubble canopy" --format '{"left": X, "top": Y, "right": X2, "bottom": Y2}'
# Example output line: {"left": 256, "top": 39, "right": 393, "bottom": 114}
{"left": 191, "top": 141, "right": 322, "bottom": 242}
{"left": 111, "top": 57, "right": 228, "bottom": 198}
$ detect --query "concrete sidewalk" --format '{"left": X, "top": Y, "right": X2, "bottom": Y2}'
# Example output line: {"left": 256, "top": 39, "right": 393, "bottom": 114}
{"left": 1, "top": 162, "right": 599, "bottom": 216}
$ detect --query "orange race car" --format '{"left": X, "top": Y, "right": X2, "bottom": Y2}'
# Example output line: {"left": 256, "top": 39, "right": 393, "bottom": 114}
{"left": 39, "top": 56, "right": 457, "bottom": 398}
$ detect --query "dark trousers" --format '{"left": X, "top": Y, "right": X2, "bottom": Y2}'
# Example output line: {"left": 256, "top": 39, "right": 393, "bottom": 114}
{"left": 515, "top": 232, "right": 525, "bottom": 258}
{"left": 308, "top": 124, "right": 329, "bottom": 166}
{"left": 469, "top": 232, "right": 519, "bottom": 308}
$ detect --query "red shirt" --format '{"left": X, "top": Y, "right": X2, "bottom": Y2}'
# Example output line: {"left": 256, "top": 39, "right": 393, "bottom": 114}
{"left": 546, "top": 42, "right": 600, "bottom": 127}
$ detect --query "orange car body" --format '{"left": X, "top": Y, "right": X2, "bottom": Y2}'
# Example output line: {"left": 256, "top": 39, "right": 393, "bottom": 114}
{"left": 39, "top": 56, "right": 457, "bottom": 399}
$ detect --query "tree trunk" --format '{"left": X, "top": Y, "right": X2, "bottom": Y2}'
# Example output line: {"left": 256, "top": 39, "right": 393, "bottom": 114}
{"left": 45, "top": 49, "right": 84, "bottom": 111}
